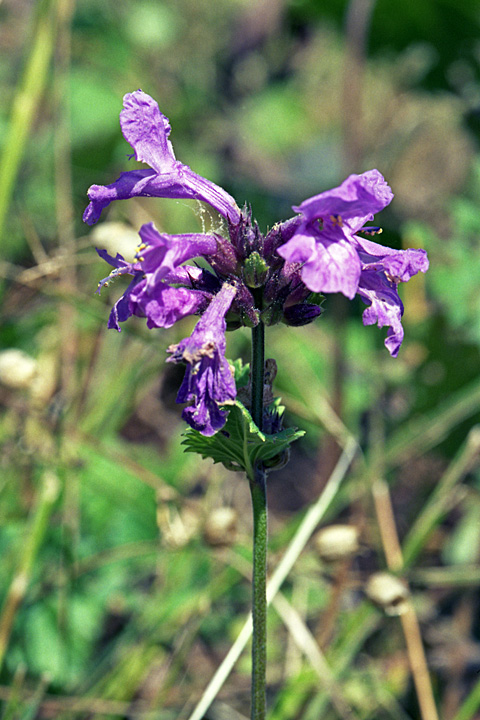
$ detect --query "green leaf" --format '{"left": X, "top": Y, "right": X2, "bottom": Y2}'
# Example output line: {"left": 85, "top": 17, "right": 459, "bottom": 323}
{"left": 181, "top": 398, "right": 304, "bottom": 480}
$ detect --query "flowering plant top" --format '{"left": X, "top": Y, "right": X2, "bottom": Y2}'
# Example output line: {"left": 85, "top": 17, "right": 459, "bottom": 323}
{"left": 84, "top": 89, "right": 428, "bottom": 444}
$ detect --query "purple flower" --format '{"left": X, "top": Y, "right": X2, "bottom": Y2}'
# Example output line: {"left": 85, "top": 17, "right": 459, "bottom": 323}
{"left": 83, "top": 90, "right": 241, "bottom": 226}
{"left": 96, "top": 222, "right": 219, "bottom": 331}
{"left": 86, "top": 90, "right": 429, "bottom": 437}
{"left": 167, "top": 283, "right": 237, "bottom": 436}
{"left": 277, "top": 170, "right": 429, "bottom": 356}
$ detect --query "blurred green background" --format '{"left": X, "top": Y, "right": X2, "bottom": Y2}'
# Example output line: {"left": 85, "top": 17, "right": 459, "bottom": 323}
{"left": 1, "top": 0, "right": 480, "bottom": 718}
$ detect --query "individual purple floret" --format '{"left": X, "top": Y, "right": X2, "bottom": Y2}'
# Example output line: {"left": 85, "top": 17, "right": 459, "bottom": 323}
{"left": 83, "top": 90, "right": 241, "bottom": 226}
{"left": 167, "top": 283, "right": 237, "bottom": 436}
{"left": 277, "top": 170, "right": 429, "bottom": 356}
{"left": 96, "top": 222, "right": 219, "bottom": 331}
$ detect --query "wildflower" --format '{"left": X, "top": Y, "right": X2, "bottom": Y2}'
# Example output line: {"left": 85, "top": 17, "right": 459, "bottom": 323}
{"left": 277, "top": 170, "right": 429, "bottom": 356}
{"left": 95, "top": 222, "right": 219, "bottom": 331}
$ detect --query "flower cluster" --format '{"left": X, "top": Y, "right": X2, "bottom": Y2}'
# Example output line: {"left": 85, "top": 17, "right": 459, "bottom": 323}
{"left": 85, "top": 90, "right": 428, "bottom": 435}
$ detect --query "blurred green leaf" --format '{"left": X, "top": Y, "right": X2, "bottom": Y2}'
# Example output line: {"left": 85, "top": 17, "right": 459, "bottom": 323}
{"left": 443, "top": 499, "right": 480, "bottom": 565}
{"left": 69, "top": 70, "right": 123, "bottom": 147}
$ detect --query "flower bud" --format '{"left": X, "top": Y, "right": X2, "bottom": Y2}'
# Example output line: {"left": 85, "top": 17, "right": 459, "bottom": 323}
{"left": 314, "top": 524, "right": 360, "bottom": 562}
{"left": 0, "top": 349, "right": 37, "bottom": 390}
{"left": 203, "top": 507, "right": 238, "bottom": 547}
{"left": 207, "top": 234, "right": 240, "bottom": 276}
{"left": 365, "top": 572, "right": 409, "bottom": 616}
{"left": 243, "top": 251, "right": 269, "bottom": 288}
{"left": 282, "top": 303, "right": 323, "bottom": 327}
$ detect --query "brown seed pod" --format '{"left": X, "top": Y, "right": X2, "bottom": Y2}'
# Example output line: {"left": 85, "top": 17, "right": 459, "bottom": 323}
{"left": 365, "top": 572, "right": 409, "bottom": 616}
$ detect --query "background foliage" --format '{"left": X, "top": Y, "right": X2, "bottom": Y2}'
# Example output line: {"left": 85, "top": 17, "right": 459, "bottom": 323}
{"left": 1, "top": 0, "right": 480, "bottom": 718}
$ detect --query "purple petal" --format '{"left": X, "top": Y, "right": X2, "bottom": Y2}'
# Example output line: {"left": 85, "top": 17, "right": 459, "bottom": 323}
{"left": 357, "top": 271, "right": 405, "bottom": 357}
{"left": 137, "top": 223, "right": 218, "bottom": 289}
{"left": 355, "top": 235, "right": 429, "bottom": 282}
{"left": 95, "top": 248, "right": 131, "bottom": 269}
{"left": 139, "top": 287, "right": 208, "bottom": 329}
{"left": 167, "top": 283, "right": 237, "bottom": 436}
{"left": 277, "top": 228, "right": 361, "bottom": 299}
{"left": 120, "top": 90, "right": 177, "bottom": 171}
{"left": 107, "top": 275, "right": 145, "bottom": 331}
{"left": 293, "top": 170, "right": 393, "bottom": 233}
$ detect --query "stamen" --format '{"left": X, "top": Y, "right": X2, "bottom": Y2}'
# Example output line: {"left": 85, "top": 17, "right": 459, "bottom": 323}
{"left": 386, "top": 272, "right": 400, "bottom": 284}
{"left": 329, "top": 214, "right": 343, "bottom": 227}
{"left": 361, "top": 226, "right": 383, "bottom": 236}
{"left": 134, "top": 242, "right": 148, "bottom": 262}
{"left": 97, "top": 266, "right": 124, "bottom": 293}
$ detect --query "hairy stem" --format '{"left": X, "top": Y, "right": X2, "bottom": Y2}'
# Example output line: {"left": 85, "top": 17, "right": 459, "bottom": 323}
{"left": 249, "top": 306, "right": 267, "bottom": 719}
{"left": 251, "top": 317, "right": 265, "bottom": 432}
{"left": 249, "top": 466, "right": 267, "bottom": 719}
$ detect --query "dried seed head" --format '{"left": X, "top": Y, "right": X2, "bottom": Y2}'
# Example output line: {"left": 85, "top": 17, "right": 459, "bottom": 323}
{"left": 157, "top": 502, "right": 200, "bottom": 548}
{"left": 365, "top": 572, "right": 409, "bottom": 616}
{"left": 0, "top": 349, "right": 37, "bottom": 390}
{"left": 314, "top": 524, "right": 360, "bottom": 562}
{"left": 203, "top": 507, "right": 238, "bottom": 547}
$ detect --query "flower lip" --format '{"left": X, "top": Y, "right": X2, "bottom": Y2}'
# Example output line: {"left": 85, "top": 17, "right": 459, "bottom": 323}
{"left": 120, "top": 90, "right": 177, "bottom": 171}
{"left": 293, "top": 169, "right": 394, "bottom": 235}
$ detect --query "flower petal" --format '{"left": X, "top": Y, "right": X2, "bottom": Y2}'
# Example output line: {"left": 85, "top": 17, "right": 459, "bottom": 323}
{"left": 120, "top": 90, "right": 176, "bottom": 171}
{"left": 293, "top": 170, "right": 393, "bottom": 233}
{"left": 355, "top": 235, "right": 429, "bottom": 282}
{"left": 137, "top": 223, "right": 218, "bottom": 289}
{"left": 167, "top": 283, "right": 237, "bottom": 436}
{"left": 107, "top": 275, "right": 145, "bottom": 331}
{"left": 140, "top": 287, "right": 208, "bottom": 329}
{"left": 278, "top": 228, "right": 361, "bottom": 299}
{"left": 358, "top": 271, "right": 405, "bottom": 357}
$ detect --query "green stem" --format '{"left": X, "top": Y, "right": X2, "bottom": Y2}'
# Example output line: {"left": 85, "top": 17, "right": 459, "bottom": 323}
{"left": 251, "top": 317, "right": 265, "bottom": 432}
{"left": 249, "top": 467, "right": 267, "bottom": 720}
{"left": 249, "top": 300, "right": 267, "bottom": 719}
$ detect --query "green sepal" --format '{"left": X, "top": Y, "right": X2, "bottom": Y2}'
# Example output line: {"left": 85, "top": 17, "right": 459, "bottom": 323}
{"left": 243, "top": 251, "right": 269, "bottom": 288}
{"left": 181, "top": 399, "right": 304, "bottom": 480}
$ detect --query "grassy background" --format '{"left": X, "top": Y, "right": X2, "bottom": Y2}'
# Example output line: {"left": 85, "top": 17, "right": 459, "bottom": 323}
{"left": 1, "top": 0, "right": 480, "bottom": 718}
